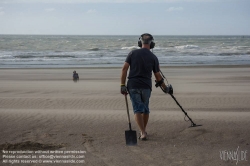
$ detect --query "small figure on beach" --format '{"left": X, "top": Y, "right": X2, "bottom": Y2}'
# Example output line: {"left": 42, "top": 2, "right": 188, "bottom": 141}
{"left": 120, "top": 33, "right": 170, "bottom": 141}
{"left": 73, "top": 70, "right": 79, "bottom": 82}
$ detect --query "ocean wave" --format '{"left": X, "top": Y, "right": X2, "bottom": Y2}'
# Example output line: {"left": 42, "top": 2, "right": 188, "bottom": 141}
{"left": 0, "top": 54, "right": 13, "bottom": 59}
{"left": 44, "top": 55, "right": 76, "bottom": 58}
{"left": 87, "top": 48, "right": 99, "bottom": 51}
{"left": 13, "top": 55, "right": 76, "bottom": 59}
{"left": 115, "top": 54, "right": 127, "bottom": 57}
{"left": 175, "top": 45, "right": 199, "bottom": 49}
{"left": 218, "top": 52, "right": 250, "bottom": 56}
{"left": 236, "top": 46, "right": 250, "bottom": 49}
{"left": 121, "top": 46, "right": 138, "bottom": 50}
{"left": 14, "top": 55, "right": 34, "bottom": 59}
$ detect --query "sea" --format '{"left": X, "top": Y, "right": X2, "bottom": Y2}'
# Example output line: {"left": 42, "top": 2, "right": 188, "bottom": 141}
{"left": 0, "top": 35, "right": 250, "bottom": 68}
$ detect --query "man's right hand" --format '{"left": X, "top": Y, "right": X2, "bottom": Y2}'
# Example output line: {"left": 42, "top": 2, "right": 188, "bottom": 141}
{"left": 121, "top": 85, "right": 128, "bottom": 95}
{"left": 165, "top": 84, "right": 173, "bottom": 95}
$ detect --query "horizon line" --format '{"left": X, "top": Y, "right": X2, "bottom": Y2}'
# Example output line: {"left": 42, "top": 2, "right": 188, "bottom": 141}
{"left": 0, "top": 34, "right": 249, "bottom": 36}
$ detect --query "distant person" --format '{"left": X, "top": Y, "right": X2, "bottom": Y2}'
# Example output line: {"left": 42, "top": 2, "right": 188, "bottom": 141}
{"left": 73, "top": 70, "right": 79, "bottom": 81}
{"left": 120, "top": 33, "right": 172, "bottom": 141}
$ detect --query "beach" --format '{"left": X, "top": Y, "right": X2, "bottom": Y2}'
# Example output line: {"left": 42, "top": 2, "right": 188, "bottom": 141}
{"left": 0, "top": 66, "right": 250, "bottom": 166}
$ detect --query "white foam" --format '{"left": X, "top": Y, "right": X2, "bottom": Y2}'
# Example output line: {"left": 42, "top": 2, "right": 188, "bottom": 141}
{"left": 175, "top": 45, "right": 199, "bottom": 49}
{"left": 0, "top": 54, "right": 13, "bottom": 59}
{"left": 121, "top": 46, "right": 138, "bottom": 50}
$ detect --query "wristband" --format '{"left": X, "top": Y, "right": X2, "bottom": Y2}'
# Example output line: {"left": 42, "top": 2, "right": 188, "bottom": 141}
{"left": 121, "top": 84, "right": 125, "bottom": 86}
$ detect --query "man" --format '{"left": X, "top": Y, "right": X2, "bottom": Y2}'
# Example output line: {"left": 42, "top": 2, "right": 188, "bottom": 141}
{"left": 120, "top": 33, "right": 171, "bottom": 141}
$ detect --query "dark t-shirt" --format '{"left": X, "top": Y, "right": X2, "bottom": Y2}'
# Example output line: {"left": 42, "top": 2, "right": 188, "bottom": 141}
{"left": 125, "top": 48, "right": 160, "bottom": 90}
{"left": 73, "top": 73, "right": 79, "bottom": 79}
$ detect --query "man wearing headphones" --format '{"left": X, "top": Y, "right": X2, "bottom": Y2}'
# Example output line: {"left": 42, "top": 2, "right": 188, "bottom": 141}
{"left": 120, "top": 33, "right": 169, "bottom": 140}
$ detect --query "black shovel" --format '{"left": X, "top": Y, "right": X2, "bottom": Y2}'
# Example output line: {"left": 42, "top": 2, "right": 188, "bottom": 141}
{"left": 124, "top": 95, "right": 137, "bottom": 146}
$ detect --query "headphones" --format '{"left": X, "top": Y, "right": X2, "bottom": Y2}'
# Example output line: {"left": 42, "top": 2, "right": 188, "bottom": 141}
{"left": 138, "top": 33, "right": 155, "bottom": 49}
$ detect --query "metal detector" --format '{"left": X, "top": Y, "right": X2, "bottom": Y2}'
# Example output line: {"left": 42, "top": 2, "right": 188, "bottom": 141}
{"left": 156, "top": 70, "right": 202, "bottom": 128}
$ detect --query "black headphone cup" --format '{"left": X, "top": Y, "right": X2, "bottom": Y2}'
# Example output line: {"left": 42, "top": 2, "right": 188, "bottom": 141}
{"left": 138, "top": 40, "right": 142, "bottom": 48}
{"left": 150, "top": 42, "right": 155, "bottom": 49}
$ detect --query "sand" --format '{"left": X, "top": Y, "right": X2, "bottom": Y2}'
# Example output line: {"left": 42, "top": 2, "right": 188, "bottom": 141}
{"left": 0, "top": 66, "right": 250, "bottom": 166}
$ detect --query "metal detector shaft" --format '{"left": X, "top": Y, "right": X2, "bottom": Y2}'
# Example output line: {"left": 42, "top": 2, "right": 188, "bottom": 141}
{"left": 157, "top": 70, "right": 201, "bottom": 127}
{"left": 169, "top": 94, "right": 197, "bottom": 127}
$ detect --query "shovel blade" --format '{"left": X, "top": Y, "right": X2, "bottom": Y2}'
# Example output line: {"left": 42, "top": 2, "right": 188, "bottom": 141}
{"left": 125, "top": 130, "right": 137, "bottom": 146}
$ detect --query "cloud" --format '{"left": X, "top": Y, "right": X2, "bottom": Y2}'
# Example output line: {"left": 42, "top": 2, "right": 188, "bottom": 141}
{"left": 167, "top": 7, "right": 183, "bottom": 12}
{"left": 45, "top": 8, "right": 55, "bottom": 12}
{"left": 86, "top": 9, "right": 97, "bottom": 14}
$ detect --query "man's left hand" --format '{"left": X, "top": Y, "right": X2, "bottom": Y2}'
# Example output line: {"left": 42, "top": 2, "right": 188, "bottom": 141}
{"left": 121, "top": 85, "right": 128, "bottom": 95}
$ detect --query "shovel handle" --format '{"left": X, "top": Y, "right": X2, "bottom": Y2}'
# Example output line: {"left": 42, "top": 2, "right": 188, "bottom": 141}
{"left": 125, "top": 95, "right": 132, "bottom": 130}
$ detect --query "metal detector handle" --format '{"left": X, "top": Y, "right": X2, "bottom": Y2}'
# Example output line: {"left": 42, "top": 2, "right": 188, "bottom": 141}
{"left": 125, "top": 95, "right": 132, "bottom": 130}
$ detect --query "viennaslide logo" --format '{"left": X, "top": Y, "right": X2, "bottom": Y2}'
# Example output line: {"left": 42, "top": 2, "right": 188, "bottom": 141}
{"left": 220, "top": 146, "right": 248, "bottom": 165}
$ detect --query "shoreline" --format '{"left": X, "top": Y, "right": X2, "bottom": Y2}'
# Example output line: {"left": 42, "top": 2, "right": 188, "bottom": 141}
{"left": 1, "top": 64, "right": 250, "bottom": 70}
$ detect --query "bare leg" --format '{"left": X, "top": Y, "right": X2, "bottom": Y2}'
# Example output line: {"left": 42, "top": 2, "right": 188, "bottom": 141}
{"left": 134, "top": 113, "right": 146, "bottom": 139}
{"left": 135, "top": 113, "right": 149, "bottom": 139}
{"left": 142, "top": 113, "right": 149, "bottom": 133}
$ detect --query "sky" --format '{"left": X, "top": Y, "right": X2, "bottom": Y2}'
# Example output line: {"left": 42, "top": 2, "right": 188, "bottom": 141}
{"left": 0, "top": 0, "right": 249, "bottom": 35}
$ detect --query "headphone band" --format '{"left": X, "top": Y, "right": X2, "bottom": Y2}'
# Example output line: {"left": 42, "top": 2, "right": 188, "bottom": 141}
{"left": 140, "top": 33, "right": 154, "bottom": 41}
